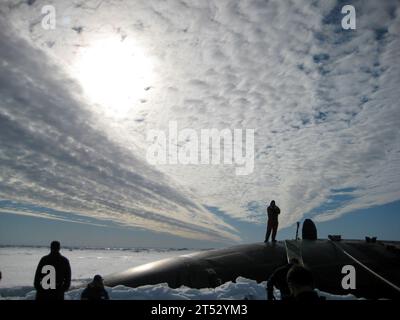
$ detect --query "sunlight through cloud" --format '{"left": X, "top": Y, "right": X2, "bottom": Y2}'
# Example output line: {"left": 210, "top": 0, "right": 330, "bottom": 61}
{"left": 73, "top": 38, "right": 156, "bottom": 118}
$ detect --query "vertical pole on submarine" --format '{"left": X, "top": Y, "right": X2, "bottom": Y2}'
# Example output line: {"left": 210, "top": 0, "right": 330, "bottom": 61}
{"left": 295, "top": 222, "right": 300, "bottom": 240}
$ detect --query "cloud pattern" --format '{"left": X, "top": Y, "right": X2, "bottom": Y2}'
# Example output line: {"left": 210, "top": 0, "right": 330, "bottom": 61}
{"left": 0, "top": 0, "right": 399, "bottom": 241}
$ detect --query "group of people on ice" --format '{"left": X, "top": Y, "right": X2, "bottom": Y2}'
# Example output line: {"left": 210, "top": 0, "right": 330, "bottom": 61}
{"left": 34, "top": 241, "right": 109, "bottom": 300}
{"left": 30, "top": 200, "right": 322, "bottom": 301}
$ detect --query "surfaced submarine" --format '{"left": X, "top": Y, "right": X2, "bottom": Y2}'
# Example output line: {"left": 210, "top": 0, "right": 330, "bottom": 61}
{"left": 104, "top": 220, "right": 400, "bottom": 299}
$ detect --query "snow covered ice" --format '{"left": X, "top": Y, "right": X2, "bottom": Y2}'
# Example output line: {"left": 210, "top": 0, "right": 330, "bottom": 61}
{"left": 0, "top": 246, "right": 195, "bottom": 298}
{"left": 0, "top": 246, "right": 361, "bottom": 300}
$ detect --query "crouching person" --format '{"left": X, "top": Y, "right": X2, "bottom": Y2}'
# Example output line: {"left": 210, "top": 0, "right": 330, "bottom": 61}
{"left": 287, "top": 265, "right": 325, "bottom": 301}
{"left": 81, "top": 275, "right": 110, "bottom": 300}
{"left": 267, "top": 258, "right": 300, "bottom": 300}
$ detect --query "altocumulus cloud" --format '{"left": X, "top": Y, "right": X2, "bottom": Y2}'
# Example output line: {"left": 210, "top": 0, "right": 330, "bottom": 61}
{"left": 1, "top": 0, "right": 400, "bottom": 238}
{"left": 0, "top": 15, "right": 239, "bottom": 243}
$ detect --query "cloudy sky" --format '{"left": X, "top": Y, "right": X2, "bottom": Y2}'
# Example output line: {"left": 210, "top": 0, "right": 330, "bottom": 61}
{"left": 0, "top": 0, "right": 399, "bottom": 247}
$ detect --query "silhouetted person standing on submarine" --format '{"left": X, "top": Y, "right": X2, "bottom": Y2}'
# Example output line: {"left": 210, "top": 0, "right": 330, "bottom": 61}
{"left": 34, "top": 241, "right": 71, "bottom": 300}
{"left": 264, "top": 200, "right": 280, "bottom": 243}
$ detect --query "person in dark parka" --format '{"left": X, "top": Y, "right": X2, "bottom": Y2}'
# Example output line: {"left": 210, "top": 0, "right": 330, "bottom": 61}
{"left": 81, "top": 275, "right": 110, "bottom": 300}
{"left": 265, "top": 200, "right": 280, "bottom": 242}
{"left": 287, "top": 265, "right": 324, "bottom": 301}
{"left": 267, "top": 258, "right": 300, "bottom": 300}
{"left": 34, "top": 241, "right": 71, "bottom": 300}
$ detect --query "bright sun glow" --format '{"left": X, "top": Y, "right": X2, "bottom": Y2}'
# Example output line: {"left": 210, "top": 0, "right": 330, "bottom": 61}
{"left": 74, "top": 38, "right": 155, "bottom": 118}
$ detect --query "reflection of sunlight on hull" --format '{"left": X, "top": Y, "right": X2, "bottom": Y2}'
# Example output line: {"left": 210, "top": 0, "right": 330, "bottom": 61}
{"left": 72, "top": 37, "right": 156, "bottom": 120}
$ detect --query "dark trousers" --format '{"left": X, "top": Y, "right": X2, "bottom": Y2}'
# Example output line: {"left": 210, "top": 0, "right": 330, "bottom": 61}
{"left": 265, "top": 220, "right": 278, "bottom": 242}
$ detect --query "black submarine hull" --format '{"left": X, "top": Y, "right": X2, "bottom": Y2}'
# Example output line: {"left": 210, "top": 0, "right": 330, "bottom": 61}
{"left": 104, "top": 240, "right": 400, "bottom": 299}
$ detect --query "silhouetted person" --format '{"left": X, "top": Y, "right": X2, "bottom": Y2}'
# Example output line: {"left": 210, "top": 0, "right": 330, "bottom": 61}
{"left": 265, "top": 200, "right": 280, "bottom": 242}
{"left": 34, "top": 241, "right": 71, "bottom": 300}
{"left": 267, "top": 258, "right": 300, "bottom": 300}
{"left": 81, "top": 275, "right": 109, "bottom": 300}
{"left": 287, "top": 265, "right": 323, "bottom": 301}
